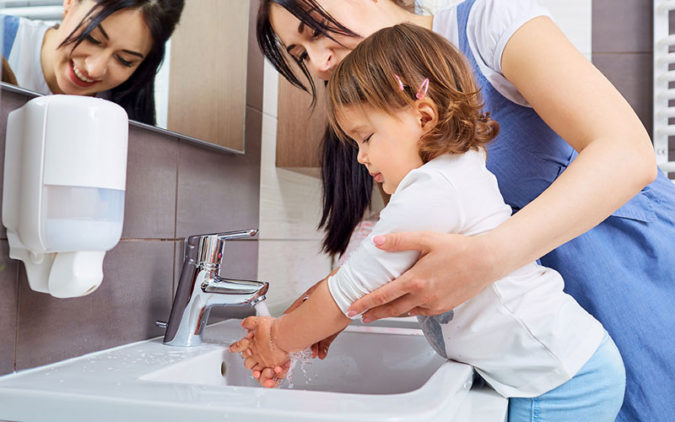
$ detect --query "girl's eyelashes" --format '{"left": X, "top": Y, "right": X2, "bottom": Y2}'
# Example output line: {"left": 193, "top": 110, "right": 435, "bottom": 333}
{"left": 362, "top": 134, "right": 373, "bottom": 144}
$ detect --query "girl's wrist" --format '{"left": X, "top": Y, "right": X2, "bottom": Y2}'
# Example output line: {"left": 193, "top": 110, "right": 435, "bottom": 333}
{"left": 269, "top": 318, "right": 290, "bottom": 356}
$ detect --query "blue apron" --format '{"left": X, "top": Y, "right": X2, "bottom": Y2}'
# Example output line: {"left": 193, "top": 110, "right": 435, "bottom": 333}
{"left": 456, "top": 1, "right": 675, "bottom": 420}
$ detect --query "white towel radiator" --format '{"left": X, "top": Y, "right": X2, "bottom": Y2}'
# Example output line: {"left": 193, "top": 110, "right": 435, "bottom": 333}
{"left": 653, "top": 0, "right": 675, "bottom": 180}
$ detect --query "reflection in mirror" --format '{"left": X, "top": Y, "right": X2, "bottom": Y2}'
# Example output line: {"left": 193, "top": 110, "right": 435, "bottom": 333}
{"left": 0, "top": 0, "right": 249, "bottom": 153}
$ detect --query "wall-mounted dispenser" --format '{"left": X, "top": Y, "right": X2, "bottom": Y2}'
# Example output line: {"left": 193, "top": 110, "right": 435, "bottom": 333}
{"left": 2, "top": 95, "right": 128, "bottom": 298}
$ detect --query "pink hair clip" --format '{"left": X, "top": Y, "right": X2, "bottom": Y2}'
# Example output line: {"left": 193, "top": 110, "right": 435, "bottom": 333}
{"left": 394, "top": 74, "right": 430, "bottom": 100}
{"left": 394, "top": 74, "right": 405, "bottom": 91}
{"left": 416, "top": 78, "right": 430, "bottom": 100}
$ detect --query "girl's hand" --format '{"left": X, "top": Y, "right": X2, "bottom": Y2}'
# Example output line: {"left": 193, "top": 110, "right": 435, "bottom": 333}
{"left": 255, "top": 361, "right": 291, "bottom": 388}
{"left": 229, "top": 335, "right": 290, "bottom": 388}
{"left": 347, "top": 231, "right": 500, "bottom": 322}
{"left": 239, "top": 316, "right": 289, "bottom": 369}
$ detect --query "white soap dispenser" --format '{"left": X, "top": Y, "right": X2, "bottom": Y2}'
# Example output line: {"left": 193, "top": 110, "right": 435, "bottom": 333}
{"left": 2, "top": 95, "right": 128, "bottom": 298}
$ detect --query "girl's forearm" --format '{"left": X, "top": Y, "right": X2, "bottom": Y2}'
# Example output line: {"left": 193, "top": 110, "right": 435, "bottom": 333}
{"left": 486, "top": 136, "right": 656, "bottom": 278}
{"left": 272, "top": 280, "right": 351, "bottom": 354}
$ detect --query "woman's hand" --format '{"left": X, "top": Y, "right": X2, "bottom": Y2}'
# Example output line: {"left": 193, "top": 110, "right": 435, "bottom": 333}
{"left": 347, "top": 231, "right": 500, "bottom": 322}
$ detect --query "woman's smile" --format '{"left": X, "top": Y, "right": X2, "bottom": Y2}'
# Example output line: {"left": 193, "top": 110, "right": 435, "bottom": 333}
{"left": 69, "top": 60, "right": 98, "bottom": 87}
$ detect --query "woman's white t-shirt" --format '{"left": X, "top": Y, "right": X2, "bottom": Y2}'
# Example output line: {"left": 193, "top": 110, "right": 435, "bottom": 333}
{"left": 432, "top": 0, "right": 552, "bottom": 107}
{"left": 4, "top": 15, "right": 52, "bottom": 94}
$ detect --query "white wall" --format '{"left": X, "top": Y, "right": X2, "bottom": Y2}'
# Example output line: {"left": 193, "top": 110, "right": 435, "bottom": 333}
{"left": 258, "top": 0, "right": 592, "bottom": 315}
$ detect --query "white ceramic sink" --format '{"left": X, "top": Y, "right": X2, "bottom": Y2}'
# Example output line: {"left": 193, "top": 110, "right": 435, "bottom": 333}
{"left": 0, "top": 319, "right": 506, "bottom": 422}
{"left": 144, "top": 323, "right": 452, "bottom": 394}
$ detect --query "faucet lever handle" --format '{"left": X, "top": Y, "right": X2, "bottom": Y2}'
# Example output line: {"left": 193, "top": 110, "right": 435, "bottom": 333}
{"left": 216, "top": 229, "right": 258, "bottom": 240}
{"left": 186, "top": 229, "right": 258, "bottom": 268}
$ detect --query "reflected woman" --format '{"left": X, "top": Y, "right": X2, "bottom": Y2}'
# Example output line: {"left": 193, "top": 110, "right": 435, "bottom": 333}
{"left": 1, "top": 0, "right": 184, "bottom": 124}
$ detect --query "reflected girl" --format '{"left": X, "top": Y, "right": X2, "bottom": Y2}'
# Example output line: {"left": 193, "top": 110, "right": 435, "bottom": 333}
{"left": 1, "top": 0, "right": 184, "bottom": 124}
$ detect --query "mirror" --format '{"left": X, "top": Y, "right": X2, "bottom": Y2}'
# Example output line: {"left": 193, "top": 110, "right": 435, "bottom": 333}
{"left": 0, "top": 0, "right": 249, "bottom": 153}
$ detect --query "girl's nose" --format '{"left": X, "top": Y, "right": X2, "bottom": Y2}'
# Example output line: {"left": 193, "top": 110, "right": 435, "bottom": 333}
{"left": 356, "top": 146, "right": 367, "bottom": 165}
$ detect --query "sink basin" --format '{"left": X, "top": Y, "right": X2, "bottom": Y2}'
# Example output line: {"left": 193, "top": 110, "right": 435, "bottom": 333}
{"left": 143, "top": 324, "right": 451, "bottom": 395}
{"left": 0, "top": 319, "right": 499, "bottom": 422}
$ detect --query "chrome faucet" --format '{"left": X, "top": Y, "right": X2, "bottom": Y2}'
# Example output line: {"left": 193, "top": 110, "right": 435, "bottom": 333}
{"left": 163, "top": 229, "right": 269, "bottom": 347}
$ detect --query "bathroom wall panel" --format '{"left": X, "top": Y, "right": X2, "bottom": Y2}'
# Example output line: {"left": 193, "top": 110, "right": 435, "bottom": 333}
{"left": 592, "top": 53, "right": 653, "bottom": 136}
{"left": 15, "top": 240, "right": 174, "bottom": 370}
{"left": 258, "top": 110, "right": 325, "bottom": 241}
{"left": 592, "top": 0, "right": 653, "bottom": 135}
{"left": 246, "top": 0, "right": 265, "bottom": 114}
{"left": 174, "top": 106, "right": 262, "bottom": 239}
{"left": 257, "top": 239, "right": 332, "bottom": 316}
{"left": 0, "top": 241, "right": 18, "bottom": 374}
{"left": 121, "top": 127, "right": 179, "bottom": 239}
{"left": 592, "top": 0, "right": 652, "bottom": 54}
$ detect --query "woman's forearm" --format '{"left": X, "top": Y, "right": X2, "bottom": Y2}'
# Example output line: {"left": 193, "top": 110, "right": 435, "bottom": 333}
{"left": 273, "top": 280, "right": 351, "bottom": 354}
{"left": 486, "top": 135, "right": 656, "bottom": 278}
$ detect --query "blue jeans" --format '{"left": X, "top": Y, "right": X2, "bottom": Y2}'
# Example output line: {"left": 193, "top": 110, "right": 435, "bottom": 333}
{"left": 509, "top": 332, "right": 625, "bottom": 422}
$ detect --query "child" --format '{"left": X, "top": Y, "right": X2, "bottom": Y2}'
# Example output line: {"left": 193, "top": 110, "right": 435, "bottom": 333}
{"left": 230, "top": 23, "right": 625, "bottom": 421}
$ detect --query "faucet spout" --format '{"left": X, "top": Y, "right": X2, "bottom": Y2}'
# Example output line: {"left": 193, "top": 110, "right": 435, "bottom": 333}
{"left": 163, "top": 230, "right": 269, "bottom": 347}
{"left": 201, "top": 277, "right": 269, "bottom": 306}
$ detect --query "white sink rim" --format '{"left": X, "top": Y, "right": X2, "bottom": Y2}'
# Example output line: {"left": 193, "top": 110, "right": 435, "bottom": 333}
{"left": 0, "top": 319, "right": 475, "bottom": 422}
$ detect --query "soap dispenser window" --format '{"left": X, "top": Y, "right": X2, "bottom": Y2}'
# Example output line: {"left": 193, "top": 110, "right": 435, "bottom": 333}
{"left": 42, "top": 185, "right": 125, "bottom": 252}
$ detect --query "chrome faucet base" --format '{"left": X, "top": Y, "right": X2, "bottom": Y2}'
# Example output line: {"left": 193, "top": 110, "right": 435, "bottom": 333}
{"left": 163, "top": 230, "right": 269, "bottom": 347}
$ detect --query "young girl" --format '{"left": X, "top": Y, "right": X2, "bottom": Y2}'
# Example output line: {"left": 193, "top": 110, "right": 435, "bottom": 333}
{"left": 1, "top": 0, "right": 184, "bottom": 124}
{"left": 231, "top": 23, "right": 625, "bottom": 421}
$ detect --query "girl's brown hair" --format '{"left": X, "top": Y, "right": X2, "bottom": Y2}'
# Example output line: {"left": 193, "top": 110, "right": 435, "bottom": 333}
{"left": 327, "top": 23, "right": 499, "bottom": 162}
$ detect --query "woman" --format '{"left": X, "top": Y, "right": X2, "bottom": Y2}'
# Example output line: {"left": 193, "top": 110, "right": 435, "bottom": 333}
{"left": 256, "top": 1, "right": 675, "bottom": 421}
{"left": 1, "top": 0, "right": 184, "bottom": 124}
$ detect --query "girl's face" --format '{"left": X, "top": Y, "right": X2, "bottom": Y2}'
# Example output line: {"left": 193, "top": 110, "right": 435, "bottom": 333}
{"left": 338, "top": 104, "right": 424, "bottom": 194}
{"left": 48, "top": 0, "right": 153, "bottom": 95}
{"left": 269, "top": 0, "right": 387, "bottom": 81}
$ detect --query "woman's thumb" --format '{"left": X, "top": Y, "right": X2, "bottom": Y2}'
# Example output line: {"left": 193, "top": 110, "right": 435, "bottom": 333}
{"left": 372, "top": 231, "right": 430, "bottom": 253}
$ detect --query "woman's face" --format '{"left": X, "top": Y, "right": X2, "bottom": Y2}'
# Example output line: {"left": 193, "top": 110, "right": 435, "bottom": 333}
{"left": 49, "top": 0, "right": 153, "bottom": 95}
{"left": 269, "top": 0, "right": 388, "bottom": 81}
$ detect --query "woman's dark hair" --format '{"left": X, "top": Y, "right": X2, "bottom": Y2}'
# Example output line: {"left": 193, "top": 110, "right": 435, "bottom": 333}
{"left": 257, "top": 0, "right": 358, "bottom": 104}
{"left": 257, "top": 0, "right": 411, "bottom": 102}
{"left": 319, "top": 127, "right": 372, "bottom": 256}
{"left": 257, "top": 0, "right": 410, "bottom": 256}
{"left": 60, "top": 0, "right": 185, "bottom": 124}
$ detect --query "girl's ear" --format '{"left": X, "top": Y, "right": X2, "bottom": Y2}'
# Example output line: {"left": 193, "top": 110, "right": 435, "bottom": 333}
{"left": 415, "top": 98, "right": 438, "bottom": 134}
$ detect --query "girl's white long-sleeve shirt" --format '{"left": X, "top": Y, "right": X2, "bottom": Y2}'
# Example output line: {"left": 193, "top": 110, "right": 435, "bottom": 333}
{"left": 327, "top": 150, "right": 604, "bottom": 398}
